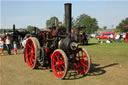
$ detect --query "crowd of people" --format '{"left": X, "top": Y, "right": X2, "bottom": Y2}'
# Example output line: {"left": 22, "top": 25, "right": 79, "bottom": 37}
{"left": 0, "top": 34, "right": 29, "bottom": 56}
{"left": 115, "top": 33, "right": 126, "bottom": 43}
{"left": 106, "top": 33, "right": 126, "bottom": 43}
{"left": 0, "top": 36, "right": 14, "bottom": 56}
{"left": 0, "top": 35, "right": 17, "bottom": 56}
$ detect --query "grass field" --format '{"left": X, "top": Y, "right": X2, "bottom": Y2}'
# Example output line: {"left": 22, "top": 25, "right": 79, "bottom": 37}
{"left": 85, "top": 39, "right": 128, "bottom": 65}
{"left": 0, "top": 38, "right": 128, "bottom": 85}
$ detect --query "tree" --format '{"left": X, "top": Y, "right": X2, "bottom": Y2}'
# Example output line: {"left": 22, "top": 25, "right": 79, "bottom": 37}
{"left": 46, "top": 16, "right": 59, "bottom": 28}
{"left": 114, "top": 29, "right": 120, "bottom": 33}
{"left": 75, "top": 14, "right": 99, "bottom": 34}
{"left": 72, "top": 17, "right": 76, "bottom": 29}
{"left": 62, "top": 16, "right": 76, "bottom": 28}
{"left": 26, "top": 25, "right": 39, "bottom": 33}
{"left": 116, "top": 17, "right": 128, "bottom": 32}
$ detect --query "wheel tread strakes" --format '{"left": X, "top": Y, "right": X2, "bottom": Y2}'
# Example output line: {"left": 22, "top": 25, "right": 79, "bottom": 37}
{"left": 51, "top": 49, "right": 68, "bottom": 79}
{"left": 73, "top": 48, "right": 91, "bottom": 74}
{"left": 25, "top": 37, "right": 40, "bottom": 69}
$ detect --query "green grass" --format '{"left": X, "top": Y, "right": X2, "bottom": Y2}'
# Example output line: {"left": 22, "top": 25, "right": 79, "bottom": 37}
{"left": 81, "top": 38, "right": 128, "bottom": 66}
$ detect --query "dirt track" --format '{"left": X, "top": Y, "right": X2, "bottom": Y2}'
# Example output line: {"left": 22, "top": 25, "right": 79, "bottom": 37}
{"left": 1, "top": 49, "right": 128, "bottom": 85}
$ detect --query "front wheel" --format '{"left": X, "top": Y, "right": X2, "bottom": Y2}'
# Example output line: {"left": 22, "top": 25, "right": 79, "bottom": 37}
{"left": 51, "top": 49, "right": 68, "bottom": 79}
{"left": 73, "top": 48, "right": 91, "bottom": 74}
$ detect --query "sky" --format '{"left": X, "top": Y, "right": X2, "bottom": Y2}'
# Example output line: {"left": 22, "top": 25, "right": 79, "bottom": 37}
{"left": 0, "top": 0, "right": 128, "bottom": 29}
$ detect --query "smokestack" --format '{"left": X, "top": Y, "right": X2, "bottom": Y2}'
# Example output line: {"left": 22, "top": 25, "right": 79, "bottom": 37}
{"left": 13, "top": 24, "right": 16, "bottom": 41}
{"left": 65, "top": 3, "right": 72, "bottom": 38}
{"left": 13, "top": 24, "right": 15, "bottom": 35}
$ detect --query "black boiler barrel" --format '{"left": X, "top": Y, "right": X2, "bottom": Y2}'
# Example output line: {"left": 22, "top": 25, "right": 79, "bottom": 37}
{"left": 65, "top": 3, "right": 72, "bottom": 38}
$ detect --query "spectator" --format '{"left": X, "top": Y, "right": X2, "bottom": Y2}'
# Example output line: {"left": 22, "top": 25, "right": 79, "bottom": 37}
{"left": 22, "top": 35, "right": 29, "bottom": 62}
{"left": 118, "top": 34, "right": 122, "bottom": 42}
{"left": 123, "top": 33, "right": 126, "bottom": 42}
{"left": 0, "top": 37, "right": 4, "bottom": 55}
{"left": 5, "top": 36, "right": 11, "bottom": 55}
{"left": 115, "top": 33, "right": 120, "bottom": 43}
{"left": 13, "top": 41, "right": 17, "bottom": 55}
{"left": 110, "top": 34, "right": 113, "bottom": 42}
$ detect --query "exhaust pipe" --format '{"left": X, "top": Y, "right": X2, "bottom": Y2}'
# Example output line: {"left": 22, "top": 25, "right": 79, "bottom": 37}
{"left": 13, "top": 24, "right": 16, "bottom": 41}
{"left": 65, "top": 3, "right": 72, "bottom": 38}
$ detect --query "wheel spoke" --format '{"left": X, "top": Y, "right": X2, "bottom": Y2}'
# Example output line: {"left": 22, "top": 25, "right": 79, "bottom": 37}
{"left": 82, "top": 54, "right": 87, "bottom": 59}
{"left": 61, "top": 61, "right": 64, "bottom": 64}
{"left": 32, "top": 53, "right": 35, "bottom": 59}
{"left": 82, "top": 63, "right": 88, "bottom": 68}
{"left": 28, "top": 44, "right": 32, "bottom": 49}
{"left": 58, "top": 67, "right": 63, "bottom": 74}
{"left": 61, "top": 57, "right": 63, "bottom": 61}
{"left": 26, "top": 53, "right": 31, "bottom": 56}
{"left": 57, "top": 55, "right": 60, "bottom": 62}
{"left": 31, "top": 56, "right": 34, "bottom": 64}
{"left": 53, "top": 58, "right": 57, "bottom": 62}
{"left": 29, "top": 57, "right": 33, "bottom": 65}
{"left": 84, "top": 60, "right": 88, "bottom": 62}
{"left": 79, "top": 63, "right": 82, "bottom": 71}
{"left": 55, "top": 65, "right": 59, "bottom": 72}
{"left": 61, "top": 64, "right": 65, "bottom": 69}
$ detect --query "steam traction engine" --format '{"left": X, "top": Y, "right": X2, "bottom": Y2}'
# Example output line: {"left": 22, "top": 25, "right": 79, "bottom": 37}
{"left": 25, "top": 3, "right": 91, "bottom": 79}
{"left": 123, "top": 26, "right": 128, "bottom": 43}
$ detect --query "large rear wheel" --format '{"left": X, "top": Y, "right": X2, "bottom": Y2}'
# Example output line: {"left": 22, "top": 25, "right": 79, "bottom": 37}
{"left": 25, "top": 37, "right": 40, "bottom": 69}
{"left": 51, "top": 49, "right": 68, "bottom": 79}
{"left": 73, "top": 48, "right": 91, "bottom": 74}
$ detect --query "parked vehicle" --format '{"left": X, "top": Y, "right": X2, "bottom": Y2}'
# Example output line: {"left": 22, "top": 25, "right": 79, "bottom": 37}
{"left": 96, "top": 32, "right": 115, "bottom": 40}
{"left": 90, "top": 34, "right": 96, "bottom": 38}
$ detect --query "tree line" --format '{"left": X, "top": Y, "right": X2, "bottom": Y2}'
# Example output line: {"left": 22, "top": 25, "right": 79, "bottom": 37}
{"left": 46, "top": 14, "right": 99, "bottom": 34}
{"left": 46, "top": 14, "right": 128, "bottom": 34}
{"left": 116, "top": 17, "right": 128, "bottom": 32}
{"left": 2, "top": 14, "right": 127, "bottom": 34}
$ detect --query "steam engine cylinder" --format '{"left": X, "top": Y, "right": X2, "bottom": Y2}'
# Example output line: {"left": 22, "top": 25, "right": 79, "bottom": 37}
{"left": 58, "top": 38, "right": 78, "bottom": 53}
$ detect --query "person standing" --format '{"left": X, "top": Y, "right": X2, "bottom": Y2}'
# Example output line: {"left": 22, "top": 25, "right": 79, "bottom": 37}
{"left": 123, "top": 33, "right": 126, "bottom": 42}
{"left": 13, "top": 41, "right": 17, "bottom": 55}
{"left": 119, "top": 33, "right": 121, "bottom": 42}
{"left": 110, "top": 34, "right": 113, "bottom": 42}
{"left": 0, "top": 37, "right": 4, "bottom": 55}
{"left": 115, "top": 33, "right": 120, "bottom": 43}
{"left": 22, "top": 35, "right": 29, "bottom": 62}
{"left": 5, "top": 36, "right": 11, "bottom": 55}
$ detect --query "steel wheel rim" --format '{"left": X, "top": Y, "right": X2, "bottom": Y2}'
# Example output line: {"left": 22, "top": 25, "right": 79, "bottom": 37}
{"left": 52, "top": 51, "right": 65, "bottom": 78}
{"left": 73, "top": 49, "right": 89, "bottom": 74}
{"left": 25, "top": 39, "right": 35, "bottom": 68}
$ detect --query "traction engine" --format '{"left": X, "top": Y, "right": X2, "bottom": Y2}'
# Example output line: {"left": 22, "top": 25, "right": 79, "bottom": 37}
{"left": 25, "top": 3, "right": 91, "bottom": 79}
{"left": 123, "top": 26, "right": 128, "bottom": 43}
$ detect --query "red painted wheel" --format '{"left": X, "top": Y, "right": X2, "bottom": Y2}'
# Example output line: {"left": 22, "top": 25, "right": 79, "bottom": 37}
{"left": 126, "top": 33, "right": 128, "bottom": 43}
{"left": 73, "top": 48, "right": 91, "bottom": 74}
{"left": 51, "top": 49, "right": 68, "bottom": 79}
{"left": 25, "top": 37, "right": 40, "bottom": 69}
